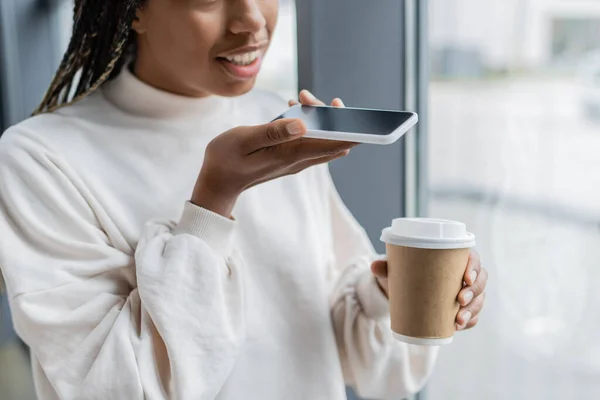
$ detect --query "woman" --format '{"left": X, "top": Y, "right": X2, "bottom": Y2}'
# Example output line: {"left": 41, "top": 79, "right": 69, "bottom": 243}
{"left": 0, "top": 0, "right": 487, "bottom": 399}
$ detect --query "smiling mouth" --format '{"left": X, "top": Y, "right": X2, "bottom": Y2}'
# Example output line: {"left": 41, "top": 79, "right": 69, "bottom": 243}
{"left": 217, "top": 50, "right": 262, "bottom": 66}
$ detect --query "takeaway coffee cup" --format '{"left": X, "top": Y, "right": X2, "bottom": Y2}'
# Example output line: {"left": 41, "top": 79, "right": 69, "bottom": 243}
{"left": 380, "top": 218, "right": 476, "bottom": 345}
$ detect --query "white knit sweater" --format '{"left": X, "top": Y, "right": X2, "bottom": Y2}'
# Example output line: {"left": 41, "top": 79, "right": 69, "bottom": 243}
{"left": 0, "top": 67, "right": 438, "bottom": 400}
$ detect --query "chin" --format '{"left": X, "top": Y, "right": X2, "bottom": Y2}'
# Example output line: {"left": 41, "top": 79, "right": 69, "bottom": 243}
{"left": 215, "top": 79, "right": 258, "bottom": 97}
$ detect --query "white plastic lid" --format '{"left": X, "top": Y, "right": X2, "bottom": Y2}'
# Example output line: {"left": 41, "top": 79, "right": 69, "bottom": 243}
{"left": 380, "top": 218, "right": 476, "bottom": 249}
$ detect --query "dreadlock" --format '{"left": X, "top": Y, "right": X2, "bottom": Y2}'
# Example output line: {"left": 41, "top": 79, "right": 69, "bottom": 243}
{"left": 33, "top": 0, "right": 144, "bottom": 115}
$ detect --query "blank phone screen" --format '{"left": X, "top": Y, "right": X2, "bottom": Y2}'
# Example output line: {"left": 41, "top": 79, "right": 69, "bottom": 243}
{"left": 275, "top": 105, "right": 415, "bottom": 136}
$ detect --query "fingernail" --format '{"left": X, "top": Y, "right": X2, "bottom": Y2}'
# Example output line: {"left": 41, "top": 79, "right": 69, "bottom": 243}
{"left": 463, "top": 290, "right": 474, "bottom": 304}
{"left": 286, "top": 121, "right": 304, "bottom": 135}
{"left": 469, "top": 270, "right": 477, "bottom": 283}
{"left": 461, "top": 311, "right": 472, "bottom": 324}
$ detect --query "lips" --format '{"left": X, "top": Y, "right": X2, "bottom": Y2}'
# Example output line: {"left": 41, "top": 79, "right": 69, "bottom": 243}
{"left": 216, "top": 46, "right": 266, "bottom": 80}
{"left": 216, "top": 40, "right": 269, "bottom": 81}
{"left": 217, "top": 54, "right": 263, "bottom": 80}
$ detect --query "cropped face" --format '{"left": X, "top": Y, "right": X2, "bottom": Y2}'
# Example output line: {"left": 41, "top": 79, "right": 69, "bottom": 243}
{"left": 132, "top": 0, "right": 279, "bottom": 97}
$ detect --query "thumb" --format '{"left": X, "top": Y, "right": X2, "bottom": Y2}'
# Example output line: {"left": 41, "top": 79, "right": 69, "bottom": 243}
{"left": 371, "top": 260, "right": 388, "bottom": 279}
{"left": 241, "top": 118, "right": 306, "bottom": 153}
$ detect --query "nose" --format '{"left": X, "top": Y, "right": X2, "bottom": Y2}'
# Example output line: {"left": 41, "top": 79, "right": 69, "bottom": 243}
{"left": 228, "top": 0, "right": 267, "bottom": 35}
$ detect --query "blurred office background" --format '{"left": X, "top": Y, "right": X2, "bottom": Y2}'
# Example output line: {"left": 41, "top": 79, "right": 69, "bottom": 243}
{"left": 2, "top": 0, "right": 600, "bottom": 399}
{"left": 427, "top": 1, "right": 600, "bottom": 399}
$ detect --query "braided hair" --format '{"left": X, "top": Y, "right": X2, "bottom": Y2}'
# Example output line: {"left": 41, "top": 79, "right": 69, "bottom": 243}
{"left": 34, "top": 0, "right": 144, "bottom": 115}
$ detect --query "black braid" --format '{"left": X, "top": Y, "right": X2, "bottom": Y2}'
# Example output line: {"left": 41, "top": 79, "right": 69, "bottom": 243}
{"left": 34, "top": 0, "right": 143, "bottom": 115}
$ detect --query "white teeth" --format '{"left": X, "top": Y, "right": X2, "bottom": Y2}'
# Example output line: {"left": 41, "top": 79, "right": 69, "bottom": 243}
{"left": 224, "top": 50, "right": 260, "bottom": 66}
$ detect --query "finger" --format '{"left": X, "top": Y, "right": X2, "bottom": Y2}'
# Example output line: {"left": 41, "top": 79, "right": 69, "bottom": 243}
{"left": 458, "top": 266, "right": 487, "bottom": 306}
{"left": 457, "top": 315, "right": 479, "bottom": 331}
{"left": 456, "top": 292, "right": 485, "bottom": 328}
{"left": 288, "top": 148, "right": 350, "bottom": 171}
{"left": 371, "top": 260, "right": 388, "bottom": 278}
{"left": 299, "top": 137, "right": 360, "bottom": 149}
{"left": 463, "top": 315, "right": 479, "bottom": 330}
{"left": 242, "top": 118, "right": 307, "bottom": 153}
{"left": 331, "top": 98, "right": 345, "bottom": 107}
{"left": 285, "top": 139, "right": 356, "bottom": 162}
{"left": 458, "top": 265, "right": 487, "bottom": 306}
{"left": 299, "top": 89, "right": 326, "bottom": 106}
{"left": 248, "top": 138, "right": 355, "bottom": 178}
{"left": 288, "top": 99, "right": 299, "bottom": 107}
{"left": 464, "top": 250, "right": 481, "bottom": 286}
{"left": 246, "top": 149, "right": 350, "bottom": 189}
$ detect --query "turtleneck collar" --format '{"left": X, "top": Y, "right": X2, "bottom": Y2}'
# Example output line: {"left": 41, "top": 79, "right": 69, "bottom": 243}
{"left": 101, "top": 66, "right": 230, "bottom": 121}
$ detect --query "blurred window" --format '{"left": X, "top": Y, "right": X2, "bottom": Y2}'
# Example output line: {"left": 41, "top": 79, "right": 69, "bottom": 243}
{"left": 427, "top": 0, "right": 600, "bottom": 399}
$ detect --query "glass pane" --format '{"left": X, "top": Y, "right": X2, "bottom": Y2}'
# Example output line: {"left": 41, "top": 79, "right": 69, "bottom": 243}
{"left": 427, "top": 0, "right": 600, "bottom": 399}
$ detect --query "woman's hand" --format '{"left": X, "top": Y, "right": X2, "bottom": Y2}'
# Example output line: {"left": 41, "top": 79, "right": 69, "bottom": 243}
{"left": 454, "top": 251, "right": 487, "bottom": 330}
{"left": 371, "top": 250, "right": 488, "bottom": 330}
{"left": 192, "top": 90, "right": 353, "bottom": 217}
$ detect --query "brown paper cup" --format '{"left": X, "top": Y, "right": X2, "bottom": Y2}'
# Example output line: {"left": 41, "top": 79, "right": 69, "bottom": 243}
{"left": 381, "top": 218, "right": 475, "bottom": 345}
{"left": 386, "top": 244, "right": 470, "bottom": 345}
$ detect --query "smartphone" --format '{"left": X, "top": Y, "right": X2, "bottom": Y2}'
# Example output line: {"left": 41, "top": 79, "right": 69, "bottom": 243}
{"left": 272, "top": 104, "right": 418, "bottom": 145}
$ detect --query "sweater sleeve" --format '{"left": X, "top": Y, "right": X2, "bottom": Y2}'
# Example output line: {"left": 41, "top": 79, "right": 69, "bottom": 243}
{"left": 325, "top": 168, "right": 439, "bottom": 400}
{"left": 0, "top": 132, "right": 244, "bottom": 400}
